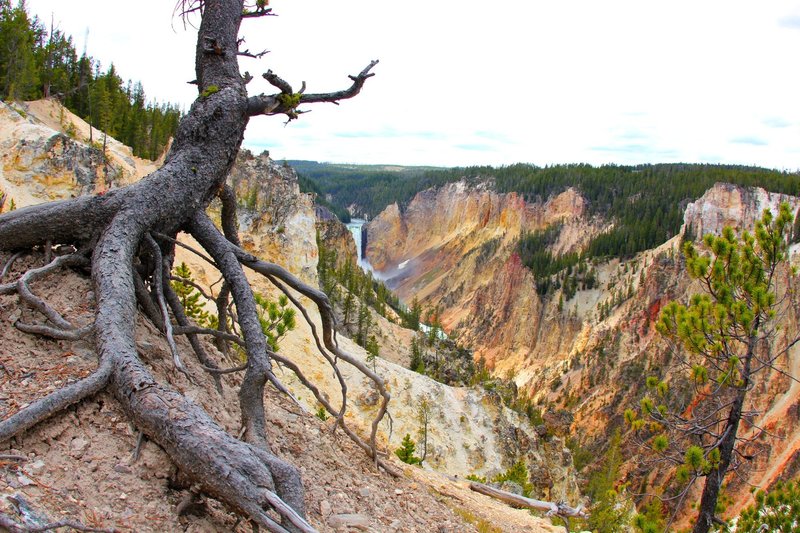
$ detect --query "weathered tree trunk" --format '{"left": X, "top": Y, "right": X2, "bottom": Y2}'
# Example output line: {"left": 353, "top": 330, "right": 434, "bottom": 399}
{"left": 692, "top": 395, "right": 744, "bottom": 533}
{"left": 0, "top": 1, "right": 380, "bottom": 531}
{"left": 692, "top": 336, "right": 755, "bottom": 533}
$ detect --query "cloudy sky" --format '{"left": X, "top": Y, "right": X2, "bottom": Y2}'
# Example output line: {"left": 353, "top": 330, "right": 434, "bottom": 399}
{"left": 24, "top": 1, "right": 800, "bottom": 169}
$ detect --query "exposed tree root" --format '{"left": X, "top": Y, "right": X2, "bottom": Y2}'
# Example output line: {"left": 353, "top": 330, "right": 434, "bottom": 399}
{"left": 266, "top": 273, "right": 349, "bottom": 424}
{"left": 144, "top": 233, "right": 192, "bottom": 380}
{"left": 0, "top": 1, "right": 383, "bottom": 529}
{"left": 163, "top": 281, "right": 224, "bottom": 392}
{"left": 13, "top": 321, "right": 94, "bottom": 340}
{"left": 236, "top": 250, "right": 392, "bottom": 465}
{"left": 0, "top": 511, "right": 117, "bottom": 533}
{"left": 1, "top": 251, "right": 24, "bottom": 280}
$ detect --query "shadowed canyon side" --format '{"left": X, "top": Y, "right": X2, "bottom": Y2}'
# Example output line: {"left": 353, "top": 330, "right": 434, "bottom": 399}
{"left": 364, "top": 178, "right": 800, "bottom": 512}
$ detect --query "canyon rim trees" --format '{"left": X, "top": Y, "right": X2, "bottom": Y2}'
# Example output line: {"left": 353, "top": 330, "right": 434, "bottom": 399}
{"left": 0, "top": 1, "right": 382, "bottom": 531}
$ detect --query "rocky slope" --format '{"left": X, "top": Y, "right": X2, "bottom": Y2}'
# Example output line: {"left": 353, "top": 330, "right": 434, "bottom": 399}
{"left": 227, "top": 150, "right": 320, "bottom": 285}
{"left": 0, "top": 99, "right": 156, "bottom": 210}
{"left": 0, "top": 99, "right": 576, "bottom": 531}
{"left": 365, "top": 177, "right": 800, "bottom": 514}
{"left": 1, "top": 250, "right": 568, "bottom": 533}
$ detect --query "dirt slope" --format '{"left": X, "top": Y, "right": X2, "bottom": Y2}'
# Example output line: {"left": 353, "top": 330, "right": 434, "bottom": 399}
{"left": 0, "top": 251, "right": 565, "bottom": 532}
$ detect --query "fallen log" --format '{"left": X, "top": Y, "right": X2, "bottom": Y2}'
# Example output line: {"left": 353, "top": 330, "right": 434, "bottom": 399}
{"left": 468, "top": 481, "right": 586, "bottom": 519}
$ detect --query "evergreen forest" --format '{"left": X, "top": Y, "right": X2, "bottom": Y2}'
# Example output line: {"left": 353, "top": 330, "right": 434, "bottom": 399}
{"left": 297, "top": 160, "right": 799, "bottom": 265}
{"left": 0, "top": 0, "right": 181, "bottom": 159}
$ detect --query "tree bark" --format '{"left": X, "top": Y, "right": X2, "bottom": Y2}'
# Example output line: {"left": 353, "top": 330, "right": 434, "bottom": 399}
{"left": 0, "top": 0, "right": 379, "bottom": 530}
{"left": 692, "top": 336, "right": 754, "bottom": 533}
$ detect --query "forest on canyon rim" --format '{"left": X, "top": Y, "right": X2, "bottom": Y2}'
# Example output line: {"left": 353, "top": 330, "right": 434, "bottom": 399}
{"left": 2, "top": 1, "right": 800, "bottom": 532}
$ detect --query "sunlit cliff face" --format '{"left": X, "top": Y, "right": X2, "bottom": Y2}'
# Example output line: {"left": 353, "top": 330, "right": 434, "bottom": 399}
{"left": 363, "top": 178, "right": 800, "bottom": 513}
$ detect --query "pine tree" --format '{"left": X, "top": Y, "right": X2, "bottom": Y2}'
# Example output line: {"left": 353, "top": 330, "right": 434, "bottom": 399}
{"left": 586, "top": 429, "right": 632, "bottom": 532}
{"left": 254, "top": 293, "right": 296, "bottom": 352}
{"left": 171, "top": 262, "right": 211, "bottom": 326}
{"left": 491, "top": 460, "right": 534, "bottom": 498}
{"left": 626, "top": 204, "right": 797, "bottom": 533}
{"left": 409, "top": 336, "right": 424, "bottom": 374}
{"left": 0, "top": 1, "right": 39, "bottom": 100}
{"left": 734, "top": 480, "right": 800, "bottom": 532}
{"left": 342, "top": 291, "right": 355, "bottom": 325}
{"left": 365, "top": 334, "right": 379, "bottom": 371}
{"left": 356, "top": 300, "right": 371, "bottom": 347}
{"left": 416, "top": 397, "right": 431, "bottom": 464}
{"left": 394, "top": 434, "right": 421, "bottom": 465}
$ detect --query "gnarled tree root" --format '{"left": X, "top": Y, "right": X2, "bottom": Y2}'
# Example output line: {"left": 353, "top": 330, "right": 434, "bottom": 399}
{"left": 0, "top": 198, "right": 393, "bottom": 531}
{"left": 111, "top": 351, "right": 311, "bottom": 533}
{"left": 0, "top": 358, "right": 113, "bottom": 443}
{"left": 0, "top": 3, "right": 383, "bottom": 529}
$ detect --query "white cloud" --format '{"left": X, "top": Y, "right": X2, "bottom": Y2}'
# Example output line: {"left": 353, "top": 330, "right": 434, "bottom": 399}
{"left": 24, "top": 0, "right": 800, "bottom": 170}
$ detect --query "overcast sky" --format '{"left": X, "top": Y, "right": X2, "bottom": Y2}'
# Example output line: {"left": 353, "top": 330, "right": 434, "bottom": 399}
{"left": 24, "top": 0, "right": 800, "bottom": 169}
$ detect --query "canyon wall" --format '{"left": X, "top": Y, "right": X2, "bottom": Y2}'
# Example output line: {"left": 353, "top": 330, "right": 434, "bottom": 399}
{"left": 365, "top": 181, "right": 602, "bottom": 373}
{"left": 365, "top": 178, "right": 800, "bottom": 510}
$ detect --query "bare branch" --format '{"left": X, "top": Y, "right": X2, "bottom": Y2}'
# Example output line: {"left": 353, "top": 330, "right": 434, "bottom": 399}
{"left": 248, "top": 60, "right": 378, "bottom": 119}
{"left": 298, "top": 60, "right": 379, "bottom": 105}
{"left": 469, "top": 482, "right": 585, "bottom": 519}
{"left": 238, "top": 49, "right": 269, "bottom": 59}
{"left": 246, "top": 94, "right": 280, "bottom": 117}
{"left": 241, "top": 5, "right": 274, "bottom": 18}
{"left": 262, "top": 70, "right": 294, "bottom": 94}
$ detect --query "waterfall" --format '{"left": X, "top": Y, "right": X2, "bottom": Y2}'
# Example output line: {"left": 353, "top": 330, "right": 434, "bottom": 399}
{"left": 346, "top": 219, "right": 373, "bottom": 273}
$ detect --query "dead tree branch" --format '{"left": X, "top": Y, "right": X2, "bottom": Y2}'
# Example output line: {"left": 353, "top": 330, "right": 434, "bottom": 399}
{"left": 469, "top": 482, "right": 586, "bottom": 520}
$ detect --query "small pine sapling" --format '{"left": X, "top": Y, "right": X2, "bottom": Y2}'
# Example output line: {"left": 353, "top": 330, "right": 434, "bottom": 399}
{"left": 395, "top": 434, "right": 422, "bottom": 465}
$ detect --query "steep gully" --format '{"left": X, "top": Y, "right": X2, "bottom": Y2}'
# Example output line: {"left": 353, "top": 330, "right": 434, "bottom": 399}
{"left": 345, "top": 218, "right": 443, "bottom": 339}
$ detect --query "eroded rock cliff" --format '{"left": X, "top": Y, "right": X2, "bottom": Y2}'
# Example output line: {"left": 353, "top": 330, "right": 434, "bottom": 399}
{"left": 365, "top": 177, "right": 800, "bottom": 513}
{"left": 365, "top": 181, "right": 601, "bottom": 371}
{"left": 0, "top": 99, "right": 156, "bottom": 210}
